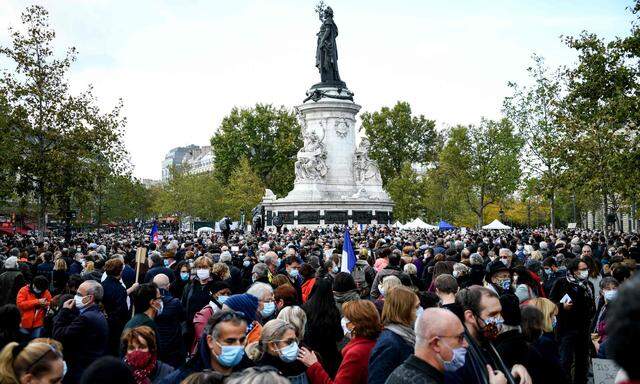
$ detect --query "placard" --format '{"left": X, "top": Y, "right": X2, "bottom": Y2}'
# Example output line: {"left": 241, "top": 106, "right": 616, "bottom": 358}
{"left": 592, "top": 358, "right": 620, "bottom": 384}
{"left": 135, "top": 247, "right": 147, "bottom": 264}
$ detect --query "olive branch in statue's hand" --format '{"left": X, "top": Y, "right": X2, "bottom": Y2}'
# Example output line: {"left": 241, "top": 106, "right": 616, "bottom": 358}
{"left": 315, "top": 1, "right": 327, "bottom": 21}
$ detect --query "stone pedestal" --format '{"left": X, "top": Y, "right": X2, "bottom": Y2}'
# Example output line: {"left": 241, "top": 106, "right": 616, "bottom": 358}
{"left": 262, "top": 85, "right": 394, "bottom": 228}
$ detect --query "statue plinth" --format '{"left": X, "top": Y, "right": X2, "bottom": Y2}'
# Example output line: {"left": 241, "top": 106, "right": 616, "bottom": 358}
{"left": 262, "top": 86, "right": 394, "bottom": 228}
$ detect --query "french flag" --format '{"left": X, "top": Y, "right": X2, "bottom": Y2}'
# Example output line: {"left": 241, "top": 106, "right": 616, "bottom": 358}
{"left": 150, "top": 222, "right": 159, "bottom": 244}
{"left": 340, "top": 226, "right": 356, "bottom": 273}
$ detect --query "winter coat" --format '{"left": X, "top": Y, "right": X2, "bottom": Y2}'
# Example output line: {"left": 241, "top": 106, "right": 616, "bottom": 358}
{"left": 333, "top": 290, "right": 360, "bottom": 315}
{"left": 370, "top": 266, "right": 409, "bottom": 299}
{"left": 101, "top": 275, "right": 130, "bottom": 352}
{"left": 156, "top": 289, "right": 186, "bottom": 368}
{"left": 53, "top": 305, "right": 108, "bottom": 384}
{"left": 385, "top": 355, "right": 443, "bottom": 384}
{"left": 301, "top": 278, "right": 316, "bottom": 303}
{"left": 16, "top": 285, "right": 52, "bottom": 329}
{"left": 307, "top": 336, "right": 376, "bottom": 384}
{"left": 367, "top": 328, "right": 413, "bottom": 384}
{"left": 0, "top": 269, "right": 26, "bottom": 306}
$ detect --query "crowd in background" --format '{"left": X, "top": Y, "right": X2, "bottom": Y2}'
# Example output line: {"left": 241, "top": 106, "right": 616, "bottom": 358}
{"left": 0, "top": 225, "right": 639, "bottom": 384}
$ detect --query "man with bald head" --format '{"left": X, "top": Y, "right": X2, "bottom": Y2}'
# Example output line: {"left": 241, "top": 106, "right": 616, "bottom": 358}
{"left": 387, "top": 308, "right": 486, "bottom": 383}
{"left": 153, "top": 273, "right": 186, "bottom": 368}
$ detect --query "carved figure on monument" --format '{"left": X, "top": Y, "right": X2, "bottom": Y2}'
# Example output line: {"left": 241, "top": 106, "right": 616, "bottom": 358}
{"left": 353, "top": 137, "right": 382, "bottom": 185}
{"left": 295, "top": 126, "right": 328, "bottom": 181}
{"left": 315, "top": 4, "right": 344, "bottom": 86}
{"left": 334, "top": 118, "right": 349, "bottom": 138}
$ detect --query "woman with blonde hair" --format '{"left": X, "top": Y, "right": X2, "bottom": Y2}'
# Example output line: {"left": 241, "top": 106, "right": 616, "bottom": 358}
{"left": 0, "top": 341, "right": 64, "bottom": 384}
{"left": 528, "top": 298, "right": 562, "bottom": 364}
{"left": 52, "top": 259, "right": 68, "bottom": 295}
{"left": 251, "top": 319, "right": 308, "bottom": 384}
{"left": 211, "top": 262, "right": 230, "bottom": 281}
{"left": 367, "top": 286, "right": 420, "bottom": 384}
{"left": 277, "top": 305, "right": 307, "bottom": 340}
{"left": 373, "top": 275, "right": 401, "bottom": 314}
{"left": 182, "top": 256, "right": 214, "bottom": 328}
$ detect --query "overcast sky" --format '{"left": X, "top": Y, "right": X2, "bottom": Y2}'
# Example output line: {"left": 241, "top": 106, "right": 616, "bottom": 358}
{"left": 0, "top": 0, "right": 633, "bottom": 180}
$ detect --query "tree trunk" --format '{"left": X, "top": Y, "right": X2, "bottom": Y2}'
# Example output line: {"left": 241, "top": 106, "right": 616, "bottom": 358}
{"left": 38, "top": 182, "right": 46, "bottom": 241}
{"left": 550, "top": 190, "right": 556, "bottom": 231}
{"left": 478, "top": 188, "right": 485, "bottom": 229}
{"left": 527, "top": 202, "right": 532, "bottom": 228}
{"left": 603, "top": 193, "right": 608, "bottom": 241}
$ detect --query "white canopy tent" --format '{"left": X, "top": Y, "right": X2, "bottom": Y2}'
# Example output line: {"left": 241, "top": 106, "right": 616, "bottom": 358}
{"left": 393, "top": 221, "right": 405, "bottom": 229}
{"left": 482, "top": 219, "right": 511, "bottom": 230}
{"left": 404, "top": 218, "right": 438, "bottom": 230}
{"left": 196, "top": 226, "right": 214, "bottom": 236}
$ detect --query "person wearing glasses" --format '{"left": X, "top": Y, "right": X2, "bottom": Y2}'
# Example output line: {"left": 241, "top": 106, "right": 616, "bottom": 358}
{"left": 52, "top": 280, "right": 108, "bottom": 384}
{"left": 386, "top": 308, "right": 475, "bottom": 384}
{"left": 250, "top": 319, "right": 308, "bottom": 384}
{"left": 158, "top": 310, "right": 253, "bottom": 384}
{"left": 124, "top": 283, "right": 164, "bottom": 335}
{"left": 0, "top": 340, "right": 65, "bottom": 384}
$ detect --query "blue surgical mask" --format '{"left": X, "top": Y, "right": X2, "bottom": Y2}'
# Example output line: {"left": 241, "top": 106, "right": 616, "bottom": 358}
{"left": 217, "top": 295, "right": 229, "bottom": 304}
{"left": 552, "top": 316, "right": 557, "bottom": 329}
{"left": 243, "top": 260, "right": 251, "bottom": 268}
{"left": 63, "top": 360, "right": 68, "bottom": 377}
{"left": 289, "top": 268, "right": 299, "bottom": 278}
{"left": 261, "top": 301, "right": 276, "bottom": 317}
{"left": 544, "top": 269, "right": 552, "bottom": 276}
{"left": 214, "top": 343, "right": 245, "bottom": 367}
{"left": 499, "top": 279, "right": 511, "bottom": 291}
{"left": 163, "top": 259, "right": 170, "bottom": 267}
{"left": 332, "top": 266, "right": 339, "bottom": 273}
{"left": 443, "top": 347, "right": 467, "bottom": 372}
{"left": 278, "top": 342, "right": 299, "bottom": 363}
{"left": 276, "top": 259, "right": 282, "bottom": 268}
{"left": 603, "top": 290, "right": 617, "bottom": 302}
{"left": 180, "top": 272, "right": 190, "bottom": 281}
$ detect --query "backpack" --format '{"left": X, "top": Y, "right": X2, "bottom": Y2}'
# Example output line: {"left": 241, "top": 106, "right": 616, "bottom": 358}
{"left": 352, "top": 263, "right": 369, "bottom": 293}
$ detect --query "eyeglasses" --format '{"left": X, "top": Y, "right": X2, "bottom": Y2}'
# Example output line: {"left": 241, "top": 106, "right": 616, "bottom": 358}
{"left": 437, "top": 332, "right": 466, "bottom": 344}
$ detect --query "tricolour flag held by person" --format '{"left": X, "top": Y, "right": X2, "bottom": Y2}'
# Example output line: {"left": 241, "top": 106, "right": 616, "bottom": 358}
{"left": 150, "top": 222, "right": 159, "bottom": 244}
{"left": 341, "top": 226, "right": 356, "bottom": 273}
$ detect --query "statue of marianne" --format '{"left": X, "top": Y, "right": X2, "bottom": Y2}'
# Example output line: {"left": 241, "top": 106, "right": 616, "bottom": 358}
{"left": 315, "top": 6, "right": 343, "bottom": 85}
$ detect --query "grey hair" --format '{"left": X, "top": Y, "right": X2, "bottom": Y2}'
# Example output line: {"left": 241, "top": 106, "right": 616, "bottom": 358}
{"left": 247, "top": 282, "right": 273, "bottom": 300}
{"left": 220, "top": 251, "right": 232, "bottom": 263}
{"left": 149, "top": 251, "right": 162, "bottom": 265}
{"left": 84, "top": 280, "right": 104, "bottom": 302}
{"left": 277, "top": 305, "right": 307, "bottom": 340}
{"left": 264, "top": 252, "right": 278, "bottom": 266}
{"left": 499, "top": 248, "right": 512, "bottom": 258}
{"left": 252, "top": 263, "right": 269, "bottom": 278}
{"left": 403, "top": 263, "right": 417, "bottom": 275}
{"left": 225, "top": 367, "right": 291, "bottom": 384}
{"left": 251, "top": 319, "right": 296, "bottom": 360}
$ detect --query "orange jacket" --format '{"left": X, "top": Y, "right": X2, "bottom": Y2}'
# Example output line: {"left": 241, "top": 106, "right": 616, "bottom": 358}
{"left": 16, "top": 285, "right": 51, "bottom": 329}
{"left": 301, "top": 278, "right": 316, "bottom": 303}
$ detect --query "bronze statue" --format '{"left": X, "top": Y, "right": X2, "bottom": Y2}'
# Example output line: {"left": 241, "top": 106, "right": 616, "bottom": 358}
{"left": 315, "top": 5, "right": 345, "bottom": 86}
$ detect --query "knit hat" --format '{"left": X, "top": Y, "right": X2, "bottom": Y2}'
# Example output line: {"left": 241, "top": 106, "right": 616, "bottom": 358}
{"left": 210, "top": 281, "right": 231, "bottom": 295}
{"left": 4, "top": 256, "right": 18, "bottom": 269}
{"left": 224, "top": 294, "right": 258, "bottom": 323}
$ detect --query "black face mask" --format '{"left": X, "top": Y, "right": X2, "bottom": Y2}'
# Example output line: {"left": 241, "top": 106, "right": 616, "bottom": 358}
{"left": 473, "top": 312, "right": 499, "bottom": 342}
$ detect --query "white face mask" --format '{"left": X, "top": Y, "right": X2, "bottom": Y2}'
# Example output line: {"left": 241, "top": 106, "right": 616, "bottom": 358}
{"left": 341, "top": 317, "right": 352, "bottom": 337}
{"left": 378, "top": 284, "right": 385, "bottom": 296}
{"left": 578, "top": 270, "right": 589, "bottom": 280}
{"left": 196, "top": 268, "right": 210, "bottom": 281}
{"left": 74, "top": 294, "right": 88, "bottom": 309}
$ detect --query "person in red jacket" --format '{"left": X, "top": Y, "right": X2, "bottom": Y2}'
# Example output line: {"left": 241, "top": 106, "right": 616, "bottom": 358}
{"left": 298, "top": 299, "right": 381, "bottom": 384}
{"left": 16, "top": 275, "right": 52, "bottom": 339}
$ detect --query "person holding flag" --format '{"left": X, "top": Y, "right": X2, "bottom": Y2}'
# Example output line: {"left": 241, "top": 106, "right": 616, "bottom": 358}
{"left": 150, "top": 222, "right": 159, "bottom": 244}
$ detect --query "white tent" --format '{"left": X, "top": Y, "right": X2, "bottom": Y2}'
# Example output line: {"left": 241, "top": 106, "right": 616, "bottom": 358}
{"left": 393, "top": 221, "right": 405, "bottom": 229}
{"left": 196, "top": 227, "right": 214, "bottom": 236}
{"left": 404, "top": 218, "right": 438, "bottom": 230}
{"left": 482, "top": 219, "right": 511, "bottom": 230}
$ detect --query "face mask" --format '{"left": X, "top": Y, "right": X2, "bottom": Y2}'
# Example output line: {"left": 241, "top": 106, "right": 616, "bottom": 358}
{"left": 74, "top": 294, "right": 87, "bottom": 309}
{"left": 500, "top": 258, "right": 511, "bottom": 267}
{"left": 261, "top": 302, "right": 276, "bottom": 317}
{"left": 332, "top": 266, "right": 339, "bottom": 273}
{"left": 252, "top": 274, "right": 258, "bottom": 283}
{"left": 277, "top": 342, "right": 299, "bottom": 363}
{"left": 163, "top": 259, "right": 170, "bottom": 267}
{"left": 33, "top": 287, "right": 42, "bottom": 294}
{"left": 479, "top": 316, "right": 503, "bottom": 341}
{"left": 378, "top": 285, "right": 385, "bottom": 296}
{"left": 155, "top": 300, "right": 164, "bottom": 316}
{"left": 259, "top": 255, "right": 266, "bottom": 262}
{"left": 243, "top": 260, "right": 251, "bottom": 268}
{"left": 276, "top": 259, "right": 282, "bottom": 268}
{"left": 499, "top": 278, "right": 511, "bottom": 291}
{"left": 217, "top": 295, "right": 229, "bottom": 305}
{"left": 196, "top": 269, "right": 210, "bottom": 280}
{"left": 289, "top": 268, "right": 299, "bottom": 278}
{"left": 416, "top": 306, "right": 424, "bottom": 320}
{"left": 214, "top": 343, "right": 245, "bottom": 367}
{"left": 603, "top": 290, "right": 617, "bottom": 302}
{"left": 442, "top": 345, "right": 467, "bottom": 372}
{"left": 63, "top": 360, "right": 68, "bottom": 377}
{"left": 578, "top": 270, "right": 589, "bottom": 280}
{"left": 552, "top": 316, "right": 557, "bottom": 330}
{"left": 544, "top": 269, "right": 552, "bottom": 276}
{"left": 452, "top": 270, "right": 460, "bottom": 278}
{"left": 341, "top": 317, "right": 352, "bottom": 336}
{"left": 180, "top": 272, "right": 190, "bottom": 281}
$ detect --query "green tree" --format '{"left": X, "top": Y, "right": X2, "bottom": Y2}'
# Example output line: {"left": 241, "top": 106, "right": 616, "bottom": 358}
{"left": 439, "top": 119, "right": 523, "bottom": 228}
{"left": 99, "top": 175, "right": 151, "bottom": 223}
{"left": 558, "top": 31, "right": 639, "bottom": 231}
{"left": 360, "top": 101, "right": 440, "bottom": 185}
{"left": 503, "top": 54, "right": 565, "bottom": 230}
{"left": 0, "top": 6, "right": 127, "bottom": 237}
{"left": 385, "top": 163, "right": 425, "bottom": 223}
{"left": 223, "top": 158, "right": 265, "bottom": 220}
{"left": 211, "top": 104, "right": 301, "bottom": 197}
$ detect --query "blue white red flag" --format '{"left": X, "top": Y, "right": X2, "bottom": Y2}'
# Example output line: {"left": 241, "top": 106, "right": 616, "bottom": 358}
{"left": 340, "top": 226, "right": 356, "bottom": 273}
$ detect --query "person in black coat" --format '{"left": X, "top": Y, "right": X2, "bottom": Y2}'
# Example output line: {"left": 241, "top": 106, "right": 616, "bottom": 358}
{"left": 153, "top": 274, "right": 187, "bottom": 368}
{"left": 53, "top": 280, "right": 109, "bottom": 384}
{"left": 549, "top": 258, "right": 595, "bottom": 384}
{"left": 101, "top": 258, "right": 130, "bottom": 356}
{"left": 144, "top": 251, "right": 176, "bottom": 284}
{"left": 220, "top": 252, "right": 242, "bottom": 294}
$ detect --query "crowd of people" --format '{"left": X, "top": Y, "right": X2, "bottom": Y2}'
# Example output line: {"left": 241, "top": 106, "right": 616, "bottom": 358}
{"left": 0, "top": 224, "right": 638, "bottom": 384}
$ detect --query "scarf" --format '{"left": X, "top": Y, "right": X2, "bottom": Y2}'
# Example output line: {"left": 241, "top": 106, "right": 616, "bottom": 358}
{"left": 124, "top": 350, "right": 156, "bottom": 384}
{"left": 566, "top": 273, "right": 594, "bottom": 301}
{"left": 386, "top": 323, "right": 416, "bottom": 346}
